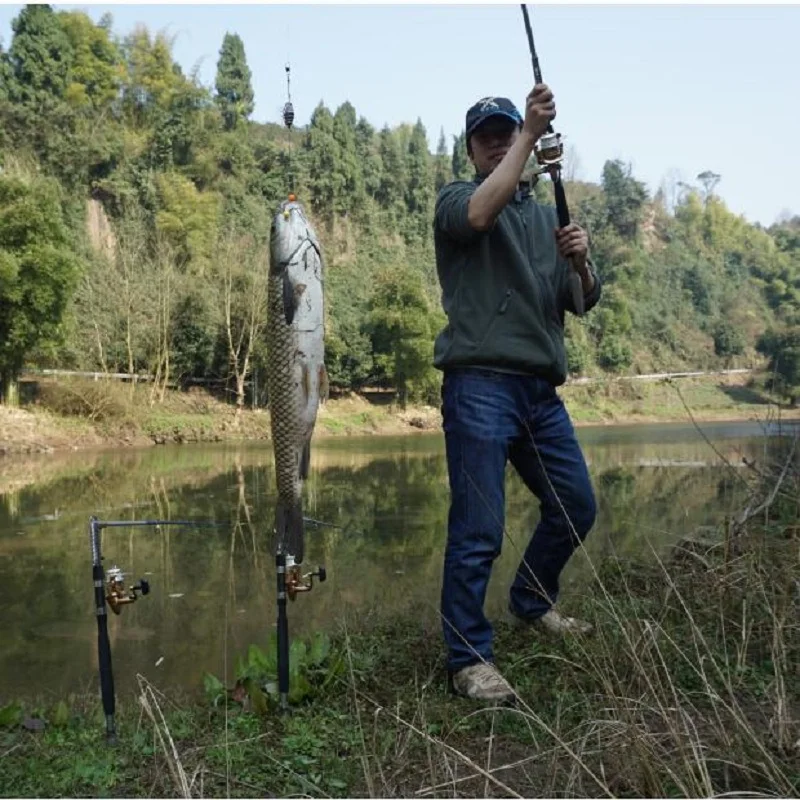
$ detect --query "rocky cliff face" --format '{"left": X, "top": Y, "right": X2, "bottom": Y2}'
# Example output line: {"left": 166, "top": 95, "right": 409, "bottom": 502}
{"left": 85, "top": 198, "right": 116, "bottom": 262}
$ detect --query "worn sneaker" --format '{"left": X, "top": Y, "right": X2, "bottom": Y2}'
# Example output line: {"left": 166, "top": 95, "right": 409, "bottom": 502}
{"left": 508, "top": 605, "right": 593, "bottom": 636}
{"left": 451, "top": 662, "right": 515, "bottom": 702}
{"left": 536, "top": 608, "right": 593, "bottom": 635}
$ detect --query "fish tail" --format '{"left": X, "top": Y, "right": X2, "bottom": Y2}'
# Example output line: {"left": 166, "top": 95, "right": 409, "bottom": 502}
{"left": 274, "top": 496, "right": 305, "bottom": 564}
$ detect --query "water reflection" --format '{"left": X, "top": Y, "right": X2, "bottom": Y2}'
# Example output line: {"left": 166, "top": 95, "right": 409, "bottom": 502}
{"left": 0, "top": 419, "right": 795, "bottom": 699}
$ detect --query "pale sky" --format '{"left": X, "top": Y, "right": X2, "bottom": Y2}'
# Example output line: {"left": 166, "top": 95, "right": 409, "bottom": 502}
{"left": 1, "top": 3, "right": 798, "bottom": 227}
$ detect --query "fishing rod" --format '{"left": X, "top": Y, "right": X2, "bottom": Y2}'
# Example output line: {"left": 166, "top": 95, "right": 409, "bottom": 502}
{"left": 520, "top": 4, "right": 585, "bottom": 316}
{"left": 89, "top": 516, "right": 226, "bottom": 743}
{"left": 275, "top": 548, "right": 326, "bottom": 713}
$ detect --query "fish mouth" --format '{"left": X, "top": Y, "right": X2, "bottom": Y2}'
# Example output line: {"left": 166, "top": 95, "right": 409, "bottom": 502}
{"left": 275, "top": 208, "right": 309, "bottom": 239}
{"left": 280, "top": 199, "right": 304, "bottom": 215}
{"left": 277, "top": 202, "right": 311, "bottom": 235}
{"left": 271, "top": 202, "right": 319, "bottom": 269}
{"left": 271, "top": 197, "right": 322, "bottom": 272}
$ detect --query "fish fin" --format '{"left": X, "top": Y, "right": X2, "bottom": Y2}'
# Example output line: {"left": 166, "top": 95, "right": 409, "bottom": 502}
{"left": 299, "top": 440, "right": 311, "bottom": 481}
{"left": 274, "top": 497, "right": 304, "bottom": 564}
{"left": 319, "top": 364, "right": 329, "bottom": 403}
{"left": 282, "top": 273, "right": 295, "bottom": 325}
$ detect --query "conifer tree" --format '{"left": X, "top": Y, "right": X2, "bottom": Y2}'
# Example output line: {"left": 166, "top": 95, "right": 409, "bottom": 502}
{"left": 214, "top": 32, "right": 254, "bottom": 130}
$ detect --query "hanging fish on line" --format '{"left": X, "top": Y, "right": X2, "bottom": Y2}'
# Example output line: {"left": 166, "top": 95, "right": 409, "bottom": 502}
{"left": 266, "top": 194, "right": 328, "bottom": 564}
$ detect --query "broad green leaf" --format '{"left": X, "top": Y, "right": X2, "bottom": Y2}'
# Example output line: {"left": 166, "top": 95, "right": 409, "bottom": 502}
{"left": 0, "top": 702, "right": 23, "bottom": 727}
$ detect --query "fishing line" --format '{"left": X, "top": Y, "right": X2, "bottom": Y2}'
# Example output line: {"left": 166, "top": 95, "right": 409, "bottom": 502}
{"left": 460, "top": 464, "right": 559, "bottom": 616}
{"left": 283, "top": 61, "right": 294, "bottom": 129}
{"left": 453, "top": 410, "right": 714, "bottom": 629}
{"left": 443, "top": 6, "right": 741, "bottom": 630}
{"left": 454, "top": 434, "right": 704, "bottom": 741}
{"left": 516, "top": 418, "right": 671, "bottom": 632}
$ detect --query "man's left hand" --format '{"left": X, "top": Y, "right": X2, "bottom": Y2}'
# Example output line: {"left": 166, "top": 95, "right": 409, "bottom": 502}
{"left": 554, "top": 223, "right": 589, "bottom": 273}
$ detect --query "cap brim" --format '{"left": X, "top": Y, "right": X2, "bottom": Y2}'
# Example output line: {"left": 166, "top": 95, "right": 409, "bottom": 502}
{"left": 466, "top": 110, "right": 523, "bottom": 137}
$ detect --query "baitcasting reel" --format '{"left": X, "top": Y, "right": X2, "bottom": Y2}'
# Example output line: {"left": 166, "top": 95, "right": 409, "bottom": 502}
{"left": 105, "top": 565, "right": 150, "bottom": 615}
{"left": 284, "top": 555, "right": 326, "bottom": 601}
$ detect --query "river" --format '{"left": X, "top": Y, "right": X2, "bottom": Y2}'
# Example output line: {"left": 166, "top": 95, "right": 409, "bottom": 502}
{"left": 0, "top": 418, "right": 796, "bottom": 700}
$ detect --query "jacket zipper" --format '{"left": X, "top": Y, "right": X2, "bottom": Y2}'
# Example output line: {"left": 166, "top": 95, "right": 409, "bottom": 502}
{"left": 516, "top": 202, "right": 550, "bottom": 322}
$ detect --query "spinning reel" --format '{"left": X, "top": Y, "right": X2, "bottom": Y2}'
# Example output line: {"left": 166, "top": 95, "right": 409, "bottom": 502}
{"left": 104, "top": 565, "right": 150, "bottom": 615}
{"left": 283, "top": 554, "right": 326, "bottom": 601}
{"left": 532, "top": 130, "right": 565, "bottom": 175}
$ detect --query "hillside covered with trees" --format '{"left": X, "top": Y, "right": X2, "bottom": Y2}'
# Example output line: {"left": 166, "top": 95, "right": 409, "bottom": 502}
{"left": 1, "top": 5, "right": 798, "bottom": 409}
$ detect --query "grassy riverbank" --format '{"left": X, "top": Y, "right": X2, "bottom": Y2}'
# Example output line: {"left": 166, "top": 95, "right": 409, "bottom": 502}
{"left": 1, "top": 381, "right": 798, "bottom": 798}
{"left": 1, "top": 507, "right": 797, "bottom": 797}
{"left": 1, "top": 371, "right": 797, "bottom": 457}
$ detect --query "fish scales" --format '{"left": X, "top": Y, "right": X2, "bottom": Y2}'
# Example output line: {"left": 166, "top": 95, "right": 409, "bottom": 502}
{"left": 266, "top": 198, "right": 328, "bottom": 563}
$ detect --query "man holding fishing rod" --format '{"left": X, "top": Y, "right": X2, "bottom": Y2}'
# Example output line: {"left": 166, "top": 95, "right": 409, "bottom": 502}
{"left": 433, "top": 81, "right": 602, "bottom": 702}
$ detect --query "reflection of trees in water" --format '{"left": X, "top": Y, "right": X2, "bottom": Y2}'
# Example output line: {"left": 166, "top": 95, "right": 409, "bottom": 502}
{"left": 309, "top": 454, "right": 448, "bottom": 550}
{"left": 0, "top": 433, "right": 773, "bottom": 697}
{"left": 0, "top": 541, "right": 88, "bottom": 690}
{"left": 0, "top": 451, "right": 277, "bottom": 698}
{"left": 502, "top": 461, "right": 734, "bottom": 561}
{"left": 594, "top": 465, "right": 726, "bottom": 553}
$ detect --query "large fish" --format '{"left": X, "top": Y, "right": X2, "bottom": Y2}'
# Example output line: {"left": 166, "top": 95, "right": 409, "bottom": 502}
{"left": 266, "top": 195, "right": 328, "bottom": 564}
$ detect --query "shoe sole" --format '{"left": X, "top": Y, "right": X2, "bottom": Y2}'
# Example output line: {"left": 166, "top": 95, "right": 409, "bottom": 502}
{"left": 451, "top": 687, "right": 517, "bottom": 704}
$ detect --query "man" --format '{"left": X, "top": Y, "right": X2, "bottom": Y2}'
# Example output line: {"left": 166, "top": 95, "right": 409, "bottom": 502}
{"left": 433, "top": 84, "right": 602, "bottom": 702}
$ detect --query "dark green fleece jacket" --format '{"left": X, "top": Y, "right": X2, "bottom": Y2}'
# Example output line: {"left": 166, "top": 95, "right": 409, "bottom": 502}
{"left": 432, "top": 178, "right": 602, "bottom": 386}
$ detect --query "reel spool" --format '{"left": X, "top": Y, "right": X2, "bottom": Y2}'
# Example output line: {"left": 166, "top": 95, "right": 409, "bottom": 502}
{"left": 534, "top": 130, "right": 564, "bottom": 172}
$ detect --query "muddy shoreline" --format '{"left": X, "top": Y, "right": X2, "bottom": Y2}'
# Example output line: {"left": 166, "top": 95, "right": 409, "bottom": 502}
{"left": 1, "top": 374, "right": 797, "bottom": 460}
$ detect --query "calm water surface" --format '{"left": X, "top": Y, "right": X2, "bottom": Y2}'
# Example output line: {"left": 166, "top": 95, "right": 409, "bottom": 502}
{"left": 0, "top": 419, "right": 795, "bottom": 699}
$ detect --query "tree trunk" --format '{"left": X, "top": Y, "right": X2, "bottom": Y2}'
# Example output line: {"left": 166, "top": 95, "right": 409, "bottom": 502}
{"left": 94, "top": 321, "right": 109, "bottom": 374}
{"left": 126, "top": 307, "right": 135, "bottom": 377}
{"left": 235, "top": 372, "right": 246, "bottom": 416}
{"left": 398, "top": 380, "right": 408, "bottom": 411}
{"left": 0, "top": 374, "right": 19, "bottom": 407}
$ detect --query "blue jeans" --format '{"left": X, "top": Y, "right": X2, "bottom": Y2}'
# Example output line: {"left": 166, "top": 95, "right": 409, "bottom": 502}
{"left": 440, "top": 368, "right": 597, "bottom": 672}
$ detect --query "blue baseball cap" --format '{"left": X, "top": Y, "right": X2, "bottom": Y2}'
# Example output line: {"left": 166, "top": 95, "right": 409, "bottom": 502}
{"left": 465, "top": 96, "right": 523, "bottom": 138}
